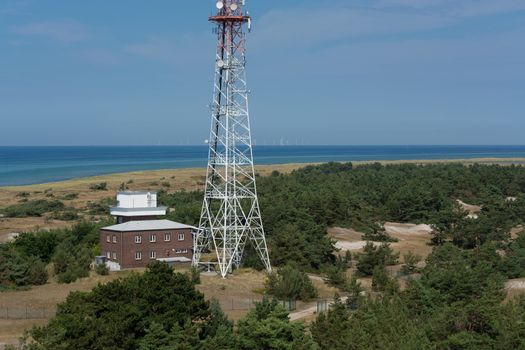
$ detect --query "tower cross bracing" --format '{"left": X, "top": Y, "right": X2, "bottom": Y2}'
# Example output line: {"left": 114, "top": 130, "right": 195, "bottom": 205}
{"left": 192, "top": 0, "right": 271, "bottom": 278}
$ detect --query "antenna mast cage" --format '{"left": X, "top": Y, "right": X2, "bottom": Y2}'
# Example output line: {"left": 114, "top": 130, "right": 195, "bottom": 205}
{"left": 193, "top": 0, "right": 271, "bottom": 277}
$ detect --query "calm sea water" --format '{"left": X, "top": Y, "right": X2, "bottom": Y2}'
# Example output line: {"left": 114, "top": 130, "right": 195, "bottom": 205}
{"left": 1, "top": 145, "right": 525, "bottom": 186}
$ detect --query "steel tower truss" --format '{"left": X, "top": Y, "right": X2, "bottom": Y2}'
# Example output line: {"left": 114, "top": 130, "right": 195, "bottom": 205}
{"left": 192, "top": 0, "right": 271, "bottom": 277}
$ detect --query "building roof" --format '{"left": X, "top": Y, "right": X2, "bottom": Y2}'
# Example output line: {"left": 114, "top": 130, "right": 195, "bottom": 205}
{"left": 109, "top": 206, "right": 167, "bottom": 217}
{"left": 116, "top": 191, "right": 157, "bottom": 195}
{"left": 102, "top": 219, "right": 196, "bottom": 232}
{"left": 157, "top": 257, "right": 192, "bottom": 263}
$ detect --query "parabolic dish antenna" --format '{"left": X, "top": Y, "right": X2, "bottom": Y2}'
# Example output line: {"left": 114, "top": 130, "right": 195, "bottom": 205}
{"left": 217, "top": 60, "right": 225, "bottom": 68}
{"left": 230, "top": 3, "right": 238, "bottom": 11}
{"left": 216, "top": 1, "right": 224, "bottom": 9}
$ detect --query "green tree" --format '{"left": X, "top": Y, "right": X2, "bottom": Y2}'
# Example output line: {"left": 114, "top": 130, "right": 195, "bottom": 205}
{"left": 265, "top": 264, "right": 318, "bottom": 301}
{"left": 26, "top": 263, "right": 210, "bottom": 350}
{"left": 356, "top": 242, "right": 399, "bottom": 276}
{"left": 236, "top": 298, "right": 317, "bottom": 350}
{"left": 401, "top": 251, "right": 422, "bottom": 275}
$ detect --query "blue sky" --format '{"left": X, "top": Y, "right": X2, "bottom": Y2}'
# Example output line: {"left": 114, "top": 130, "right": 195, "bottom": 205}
{"left": 0, "top": 0, "right": 524, "bottom": 146}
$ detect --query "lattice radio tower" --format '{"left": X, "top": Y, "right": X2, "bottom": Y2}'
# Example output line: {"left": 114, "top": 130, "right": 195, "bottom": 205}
{"left": 192, "top": 0, "right": 271, "bottom": 277}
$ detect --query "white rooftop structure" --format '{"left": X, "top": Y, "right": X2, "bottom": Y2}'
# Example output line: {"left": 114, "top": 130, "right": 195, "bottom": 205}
{"left": 110, "top": 191, "right": 167, "bottom": 217}
{"left": 102, "top": 219, "right": 196, "bottom": 232}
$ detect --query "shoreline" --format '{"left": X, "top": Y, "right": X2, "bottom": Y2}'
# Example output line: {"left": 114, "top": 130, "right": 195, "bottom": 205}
{"left": 2, "top": 157, "right": 525, "bottom": 190}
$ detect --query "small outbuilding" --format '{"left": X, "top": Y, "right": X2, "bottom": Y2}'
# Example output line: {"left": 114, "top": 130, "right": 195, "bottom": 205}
{"left": 99, "top": 191, "right": 195, "bottom": 270}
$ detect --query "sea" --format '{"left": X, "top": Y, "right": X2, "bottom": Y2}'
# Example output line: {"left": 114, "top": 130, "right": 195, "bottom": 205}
{"left": 1, "top": 145, "right": 525, "bottom": 186}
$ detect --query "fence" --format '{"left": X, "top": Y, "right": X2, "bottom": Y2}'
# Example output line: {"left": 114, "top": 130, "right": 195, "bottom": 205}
{"left": 1, "top": 299, "right": 301, "bottom": 321}
{"left": 0, "top": 305, "right": 56, "bottom": 320}
{"left": 217, "top": 298, "right": 296, "bottom": 312}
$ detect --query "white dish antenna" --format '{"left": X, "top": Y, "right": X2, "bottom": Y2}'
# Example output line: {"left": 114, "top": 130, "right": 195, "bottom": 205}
{"left": 230, "top": 3, "right": 238, "bottom": 11}
{"left": 216, "top": 1, "right": 224, "bottom": 9}
{"left": 217, "top": 59, "right": 225, "bottom": 68}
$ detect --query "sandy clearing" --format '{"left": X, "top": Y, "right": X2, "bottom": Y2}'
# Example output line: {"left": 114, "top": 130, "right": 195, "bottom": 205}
{"left": 329, "top": 223, "right": 433, "bottom": 259}
{"left": 335, "top": 241, "right": 370, "bottom": 251}
{"left": 384, "top": 222, "right": 433, "bottom": 236}
{"left": 511, "top": 226, "right": 524, "bottom": 239}
{"left": 456, "top": 199, "right": 482, "bottom": 216}
{"left": 505, "top": 279, "right": 525, "bottom": 290}
{"left": 505, "top": 278, "right": 525, "bottom": 300}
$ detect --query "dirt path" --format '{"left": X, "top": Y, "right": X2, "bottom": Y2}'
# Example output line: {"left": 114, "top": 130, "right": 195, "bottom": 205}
{"left": 289, "top": 296, "right": 348, "bottom": 321}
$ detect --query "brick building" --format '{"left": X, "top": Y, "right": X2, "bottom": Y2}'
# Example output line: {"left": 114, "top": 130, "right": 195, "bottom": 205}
{"left": 99, "top": 191, "right": 195, "bottom": 270}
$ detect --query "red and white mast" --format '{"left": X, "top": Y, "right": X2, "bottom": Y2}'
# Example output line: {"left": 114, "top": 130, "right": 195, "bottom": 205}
{"left": 193, "top": 0, "right": 271, "bottom": 277}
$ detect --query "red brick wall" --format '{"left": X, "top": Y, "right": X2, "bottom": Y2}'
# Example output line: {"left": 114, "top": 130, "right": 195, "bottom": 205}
{"left": 100, "top": 228, "right": 193, "bottom": 269}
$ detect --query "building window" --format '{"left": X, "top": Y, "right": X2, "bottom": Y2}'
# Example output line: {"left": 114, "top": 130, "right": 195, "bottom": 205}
{"left": 181, "top": 249, "right": 188, "bottom": 254}
{"left": 135, "top": 252, "right": 142, "bottom": 260}
{"left": 106, "top": 235, "right": 110, "bottom": 243}
{"left": 164, "top": 233, "right": 171, "bottom": 242}
{"left": 112, "top": 235, "right": 117, "bottom": 243}
{"left": 112, "top": 252, "right": 116, "bottom": 259}
{"left": 150, "top": 234, "right": 157, "bottom": 243}
{"left": 106, "top": 251, "right": 111, "bottom": 259}
{"left": 150, "top": 251, "right": 156, "bottom": 259}
{"left": 175, "top": 249, "right": 182, "bottom": 254}
{"left": 178, "top": 233, "right": 185, "bottom": 241}
{"left": 135, "top": 235, "right": 142, "bottom": 244}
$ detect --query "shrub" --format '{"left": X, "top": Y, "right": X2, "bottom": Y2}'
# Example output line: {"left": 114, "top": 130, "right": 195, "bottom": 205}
{"left": 50, "top": 208, "right": 79, "bottom": 221}
{"left": 401, "top": 251, "right": 422, "bottom": 275}
{"left": 27, "top": 257, "right": 49, "bottom": 285}
{"left": 57, "top": 266, "right": 89, "bottom": 284}
{"left": 0, "top": 246, "right": 48, "bottom": 287}
{"left": 362, "top": 222, "right": 398, "bottom": 242}
{"left": 60, "top": 193, "right": 79, "bottom": 200}
{"left": 53, "top": 243, "right": 93, "bottom": 284}
{"left": 89, "top": 182, "right": 107, "bottom": 191}
{"left": 95, "top": 263, "right": 109, "bottom": 276}
{"left": 87, "top": 197, "right": 115, "bottom": 215}
{"left": 324, "top": 260, "right": 348, "bottom": 288}
{"left": 162, "top": 182, "right": 171, "bottom": 188}
{"left": 356, "top": 242, "right": 399, "bottom": 276}
{"left": 1, "top": 199, "right": 65, "bottom": 218}
{"left": 265, "top": 264, "right": 318, "bottom": 301}
{"left": 371, "top": 266, "right": 390, "bottom": 291}
{"left": 16, "top": 191, "right": 30, "bottom": 198}
{"left": 344, "top": 275, "right": 364, "bottom": 308}
{"left": 188, "top": 266, "right": 201, "bottom": 284}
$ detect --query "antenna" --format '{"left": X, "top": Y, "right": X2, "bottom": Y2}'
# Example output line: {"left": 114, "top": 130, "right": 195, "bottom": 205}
{"left": 194, "top": 0, "right": 271, "bottom": 278}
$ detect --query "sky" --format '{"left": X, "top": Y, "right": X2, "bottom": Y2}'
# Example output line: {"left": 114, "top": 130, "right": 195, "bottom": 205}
{"left": 0, "top": 0, "right": 524, "bottom": 146}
